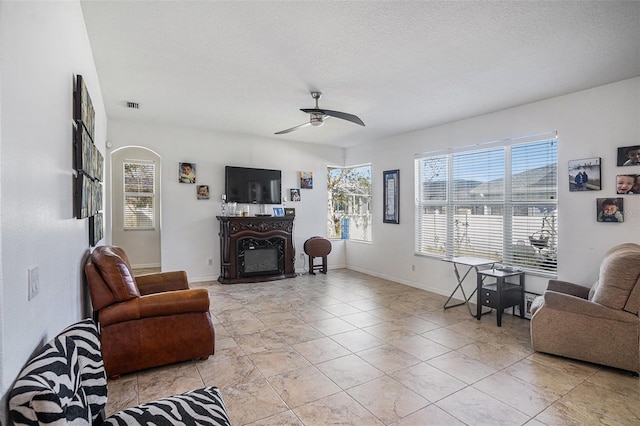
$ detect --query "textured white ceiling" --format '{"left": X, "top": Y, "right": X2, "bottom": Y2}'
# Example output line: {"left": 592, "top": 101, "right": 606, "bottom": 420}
{"left": 80, "top": 1, "right": 640, "bottom": 148}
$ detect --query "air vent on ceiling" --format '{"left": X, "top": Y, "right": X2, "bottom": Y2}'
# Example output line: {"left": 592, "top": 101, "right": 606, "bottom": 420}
{"left": 126, "top": 101, "right": 139, "bottom": 109}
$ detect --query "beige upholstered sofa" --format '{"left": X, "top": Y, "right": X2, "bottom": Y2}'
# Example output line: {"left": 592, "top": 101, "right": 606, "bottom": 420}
{"left": 530, "top": 243, "right": 640, "bottom": 374}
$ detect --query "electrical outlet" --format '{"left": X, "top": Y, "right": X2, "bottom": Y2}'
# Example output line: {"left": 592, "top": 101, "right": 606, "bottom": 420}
{"left": 28, "top": 266, "right": 40, "bottom": 301}
{"left": 207, "top": 258, "right": 213, "bottom": 265}
{"left": 411, "top": 264, "right": 416, "bottom": 272}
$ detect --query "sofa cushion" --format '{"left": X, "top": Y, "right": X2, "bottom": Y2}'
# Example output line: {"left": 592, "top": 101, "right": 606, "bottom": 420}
{"left": 592, "top": 244, "right": 640, "bottom": 314}
{"left": 91, "top": 245, "right": 140, "bottom": 301}
{"left": 103, "top": 387, "right": 230, "bottom": 426}
{"left": 9, "top": 335, "right": 92, "bottom": 425}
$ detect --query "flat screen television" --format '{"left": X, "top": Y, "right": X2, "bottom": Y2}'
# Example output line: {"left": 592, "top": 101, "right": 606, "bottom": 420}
{"left": 225, "top": 166, "right": 282, "bottom": 204}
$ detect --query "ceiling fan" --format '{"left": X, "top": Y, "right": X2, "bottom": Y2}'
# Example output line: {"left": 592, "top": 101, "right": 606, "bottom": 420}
{"left": 275, "top": 91, "right": 365, "bottom": 135}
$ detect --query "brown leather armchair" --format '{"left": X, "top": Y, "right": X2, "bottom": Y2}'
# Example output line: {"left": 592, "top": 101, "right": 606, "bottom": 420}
{"left": 85, "top": 245, "right": 215, "bottom": 377}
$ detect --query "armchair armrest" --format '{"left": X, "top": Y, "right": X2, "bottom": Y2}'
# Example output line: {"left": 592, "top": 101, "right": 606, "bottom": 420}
{"left": 99, "top": 288, "right": 210, "bottom": 326}
{"left": 136, "top": 271, "right": 189, "bottom": 295}
{"left": 547, "top": 279, "right": 590, "bottom": 299}
{"left": 543, "top": 291, "right": 637, "bottom": 323}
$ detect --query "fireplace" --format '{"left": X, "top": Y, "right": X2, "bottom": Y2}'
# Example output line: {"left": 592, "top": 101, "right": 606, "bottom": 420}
{"left": 216, "top": 216, "right": 295, "bottom": 284}
{"left": 238, "top": 238, "right": 285, "bottom": 277}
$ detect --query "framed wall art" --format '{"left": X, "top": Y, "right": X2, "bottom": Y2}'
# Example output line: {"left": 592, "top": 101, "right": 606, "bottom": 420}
{"left": 197, "top": 185, "right": 210, "bottom": 200}
{"left": 383, "top": 169, "right": 399, "bottom": 224}
{"left": 300, "top": 172, "right": 313, "bottom": 189}
{"left": 179, "top": 162, "right": 196, "bottom": 183}
{"left": 597, "top": 197, "right": 623, "bottom": 223}
{"left": 568, "top": 157, "right": 600, "bottom": 191}
{"left": 74, "top": 74, "right": 95, "bottom": 141}
{"left": 89, "top": 213, "right": 104, "bottom": 247}
{"left": 616, "top": 145, "right": 640, "bottom": 166}
{"left": 290, "top": 188, "right": 301, "bottom": 201}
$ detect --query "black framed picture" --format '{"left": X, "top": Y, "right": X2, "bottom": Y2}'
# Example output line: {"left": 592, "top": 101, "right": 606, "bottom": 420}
{"left": 568, "top": 157, "right": 600, "bottom": 191}
{"left": 284, "top": 208, "right": 295, "bottom": 216}
{"left": 89, "top": 213, "right": 103, "bottom": 247}
{"left": 383, "top": 169, "right": 399, "bottom": 224}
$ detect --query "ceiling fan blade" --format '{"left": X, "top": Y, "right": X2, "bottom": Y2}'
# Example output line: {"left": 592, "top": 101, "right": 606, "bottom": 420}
{"left": 301, "top": 108, "right": 365, "bottom": 126}
{"left": 274, "top": 122, "right": 312, "bottom": 135}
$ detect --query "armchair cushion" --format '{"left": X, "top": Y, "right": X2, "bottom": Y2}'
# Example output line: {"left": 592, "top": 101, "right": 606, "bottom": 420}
{"left": 136, "top": 270, "right": 189, "bottom": 295}
{"left": 98, "top": 288, "right": 211, "bottom": 326}
{"left": 90, "top": 245, "right": 139, "bottom": 302}
{"left": 592, "top": 243, "right": 640, "bottom": 314}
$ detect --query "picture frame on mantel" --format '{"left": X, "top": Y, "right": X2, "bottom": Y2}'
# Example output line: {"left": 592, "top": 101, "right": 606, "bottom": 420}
{"left": 383, "top": 169, "right": 399, "bottom": 224}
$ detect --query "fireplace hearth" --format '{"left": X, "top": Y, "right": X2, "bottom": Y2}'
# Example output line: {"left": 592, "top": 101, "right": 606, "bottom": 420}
{"left": 238, "top": 238, "right": 285, "bottom": 277}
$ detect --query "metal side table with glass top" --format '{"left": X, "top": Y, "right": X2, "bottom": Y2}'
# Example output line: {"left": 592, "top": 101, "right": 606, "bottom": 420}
{"left": 442, "top": 256, "right": 496, "bottom": 317}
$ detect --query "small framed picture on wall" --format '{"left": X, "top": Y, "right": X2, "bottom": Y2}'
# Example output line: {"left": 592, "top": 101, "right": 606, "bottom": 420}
{"left": 597, "top": 197, "right": 623, "bottom": 223}
{"left": 300, "top": 172, "right": 313, "bottom": 189}
{"left": 568, "top": 157, "right": 600, "bottom": 191}
{"left": 617, "top": 145, "right": 640, "bottom": 166}
{"left": 197, "top": 185, "right": 210, "bottom": 200}
{"left": 179, "top": 162, "right": 196, "bottom": 183}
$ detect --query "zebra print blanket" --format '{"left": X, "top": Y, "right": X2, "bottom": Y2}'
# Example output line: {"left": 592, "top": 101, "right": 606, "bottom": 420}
{"left": 9, "top": 319, "right": 230, "bottom": 425}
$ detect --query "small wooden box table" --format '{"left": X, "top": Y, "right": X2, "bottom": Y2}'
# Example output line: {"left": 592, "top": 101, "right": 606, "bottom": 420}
{"left": 476, "top": 268, "right": 525, "bottom": 326}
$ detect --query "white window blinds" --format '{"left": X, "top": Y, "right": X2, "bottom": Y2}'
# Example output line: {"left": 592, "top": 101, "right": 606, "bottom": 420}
{"left": 415, "top": 136, "right": 557, "bottom": 276}
{"left": 124, "top": 161, "right": 155, "bottom": 230}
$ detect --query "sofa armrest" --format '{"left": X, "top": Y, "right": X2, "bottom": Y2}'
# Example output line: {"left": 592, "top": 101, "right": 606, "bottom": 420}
{"left": 547, "top": 279, "right": 590, "bottom": 299}
{"left": 543, "top": 290, "right": 637, "bottom": 323}
{"left": 99, "top": 288, "right": 210, "bottom": 326}
{"left": 136, "top": 271, "right": 189, "bottom": 295}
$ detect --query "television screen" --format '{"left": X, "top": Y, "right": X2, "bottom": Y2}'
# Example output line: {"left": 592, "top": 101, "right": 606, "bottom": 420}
{"left": 225, "top": 166, "right": 282, "bottom": 204}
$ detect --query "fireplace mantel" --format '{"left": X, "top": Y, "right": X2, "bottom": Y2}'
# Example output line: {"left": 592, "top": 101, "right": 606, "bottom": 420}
{"left": 216, "top": 216, "right": 296, "bottom": 284}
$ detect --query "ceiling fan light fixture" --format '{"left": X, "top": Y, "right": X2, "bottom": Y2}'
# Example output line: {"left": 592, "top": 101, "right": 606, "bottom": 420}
{"left": 310, "top": 113, "right": 324, "bottom": 127}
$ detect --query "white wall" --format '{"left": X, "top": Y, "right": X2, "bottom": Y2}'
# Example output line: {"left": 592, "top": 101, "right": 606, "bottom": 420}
{"left": 0, "top": 1, "right": 106, "bottom": 419}
{"left": 344, "top": 77, "right": 640, "bottom": 298}
{"left": 106, "top": 120, "right": 347, "bottom": 281}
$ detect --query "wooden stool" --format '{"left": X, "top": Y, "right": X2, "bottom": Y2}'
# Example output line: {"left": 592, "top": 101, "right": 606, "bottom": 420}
{"left": 304, "top": 237, "right": 332, "bottom": 274}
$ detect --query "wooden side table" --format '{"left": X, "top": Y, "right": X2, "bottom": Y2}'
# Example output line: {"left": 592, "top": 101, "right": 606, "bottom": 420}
{"left": 476, "top": 268, "right": 525, "bottom": 326}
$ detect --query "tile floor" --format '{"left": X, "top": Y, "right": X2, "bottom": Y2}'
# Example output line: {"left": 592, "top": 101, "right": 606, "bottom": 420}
{"left": 107, "top": 269, "right": 639, "bottom": 425}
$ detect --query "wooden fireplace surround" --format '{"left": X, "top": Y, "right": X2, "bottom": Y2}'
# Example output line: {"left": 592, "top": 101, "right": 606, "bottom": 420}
{"left": 216, "top": 216, "right": 296, "bottom": 284}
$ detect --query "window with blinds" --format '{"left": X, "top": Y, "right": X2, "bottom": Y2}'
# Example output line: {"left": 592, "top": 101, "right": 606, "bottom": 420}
{"left": 124, "top": 161, "right": 155, "bottom": 230}
{"left": 415, "top": 136, "right": 558, "bottom": 276}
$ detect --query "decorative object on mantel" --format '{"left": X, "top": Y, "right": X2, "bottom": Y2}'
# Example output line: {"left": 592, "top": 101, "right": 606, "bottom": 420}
{"left": 284, "top": 208, "right": 295, "bottom": 217}
{"left": 273, "top": 207, "right": 284, "bottom": 217}
{"left": 73, "top": 74, "right": 103, "bottom": 246}
{"left": 568, "top": 157, "right": 600, "bottom": 191}
{"left": 300, "top": 172, "right": 313, "bottom": 189}
{"left": 383, "top": 169, "right": 399, "bottom": 224}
